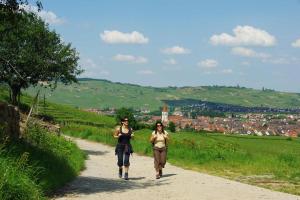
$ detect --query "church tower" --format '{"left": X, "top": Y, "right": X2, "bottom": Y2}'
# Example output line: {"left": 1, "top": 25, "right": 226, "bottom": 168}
{"left": 161, "top": 104, "right": 168, "bottom": 125}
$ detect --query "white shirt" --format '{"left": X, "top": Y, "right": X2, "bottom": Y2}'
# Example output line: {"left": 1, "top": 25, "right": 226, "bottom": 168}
{"left": 152, "top": 130, "right": 168, "bottom": 148}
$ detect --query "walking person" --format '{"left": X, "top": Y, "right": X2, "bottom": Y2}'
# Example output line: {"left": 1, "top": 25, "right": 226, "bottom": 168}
{"left": 114, "top": 117, "right": 134, "bottom": 180}
{"left": 150, "top": 122, "right": 169, "bottom": 179}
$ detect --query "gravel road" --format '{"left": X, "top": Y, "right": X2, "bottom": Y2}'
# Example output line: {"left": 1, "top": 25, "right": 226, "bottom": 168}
{"left": 53, "top": 137, "right": 300, "bottom": 200}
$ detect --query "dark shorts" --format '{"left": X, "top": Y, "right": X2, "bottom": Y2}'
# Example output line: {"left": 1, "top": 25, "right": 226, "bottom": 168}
{"left": 115, "top": 143, "right": 133, "bottom": 167}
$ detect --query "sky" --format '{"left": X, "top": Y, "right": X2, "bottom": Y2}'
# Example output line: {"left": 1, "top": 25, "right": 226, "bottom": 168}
{"left": 27, "top": 0, "right": 300, "bottom": 92}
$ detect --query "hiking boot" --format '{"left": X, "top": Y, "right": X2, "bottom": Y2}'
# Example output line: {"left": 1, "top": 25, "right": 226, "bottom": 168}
{"left": 124, "top": 172, "right": 129, "bottom": 180}
{"left": 159, "top": 169, "right": 163, "bottom": 177}
{"left": 118, "top": 168, "right": 122, "bottom": 178}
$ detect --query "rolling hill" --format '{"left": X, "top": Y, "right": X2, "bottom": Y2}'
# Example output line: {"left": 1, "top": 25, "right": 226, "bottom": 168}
{"left": 25, "top": 78, "right": 300, "bottom": 111}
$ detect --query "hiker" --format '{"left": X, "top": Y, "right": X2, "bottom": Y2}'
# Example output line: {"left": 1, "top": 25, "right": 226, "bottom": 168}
{"left": 113, "top": 117, "right": 134, "bottom": 180}
{"left": 150, "top": 122, "right": 169, "bottom": 179}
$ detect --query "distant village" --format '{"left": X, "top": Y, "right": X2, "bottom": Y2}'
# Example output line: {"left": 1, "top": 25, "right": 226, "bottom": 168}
{"left": 84, "top": 104, "right": 300, "bottom": 137}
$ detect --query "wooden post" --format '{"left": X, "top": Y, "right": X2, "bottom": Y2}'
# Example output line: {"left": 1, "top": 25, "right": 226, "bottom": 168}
{"left": 24, "top": 90, "right": 40, "bottom": 129}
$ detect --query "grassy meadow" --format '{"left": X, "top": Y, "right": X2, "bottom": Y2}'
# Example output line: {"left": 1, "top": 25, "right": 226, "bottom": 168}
{"left": 26, "top": 79, "right": 300, "bottom": 111}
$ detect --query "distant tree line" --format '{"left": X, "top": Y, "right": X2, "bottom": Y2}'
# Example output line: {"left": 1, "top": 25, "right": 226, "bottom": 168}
{"left": 165, "top": 99, "right": 300, "bottom": 114}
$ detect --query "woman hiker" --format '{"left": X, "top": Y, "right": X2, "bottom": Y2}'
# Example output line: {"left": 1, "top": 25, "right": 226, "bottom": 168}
{"left": 113, "top": 117, "right": 134, "bottom": 180}
{"left": 150, "top": 122, "right": 169, "bottom": 179}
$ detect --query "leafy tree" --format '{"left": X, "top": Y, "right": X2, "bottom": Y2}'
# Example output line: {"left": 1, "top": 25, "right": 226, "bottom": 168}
{"left": 115, "top": 108, "right": 138, "bottom": 130}
{"left": 0, "top": 1, "right": 82, "bottom": 105}
{"left": 0, "top": 0, "right": 42, "bottom": 13}
{"left": 168, "top": 121, "right": 176, "bottom": 133}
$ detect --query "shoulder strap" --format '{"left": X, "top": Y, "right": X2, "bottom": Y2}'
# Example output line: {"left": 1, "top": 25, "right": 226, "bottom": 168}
{"left": 128, "top": 127, "right": 132, "bottom": 135}
{"left": 164, "top": 131, "right": 167, "bottom": 147}
{"left": 120, "top": 126, "right": 132, "bottom": 135}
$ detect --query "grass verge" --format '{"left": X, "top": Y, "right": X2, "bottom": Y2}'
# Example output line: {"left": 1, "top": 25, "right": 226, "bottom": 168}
{"left": 0, "top": 122, "right": 86, "bottom": 200}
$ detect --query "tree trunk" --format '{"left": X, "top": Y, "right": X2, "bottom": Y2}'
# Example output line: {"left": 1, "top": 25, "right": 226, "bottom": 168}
{"left": 10, "top": 86, "right": 21, "bottom": 106}
{"left": 0, "top": 102, "right": 20, "bottom": 140}
{"left": 9, "top": 88, "right": 12, "bottom": 101}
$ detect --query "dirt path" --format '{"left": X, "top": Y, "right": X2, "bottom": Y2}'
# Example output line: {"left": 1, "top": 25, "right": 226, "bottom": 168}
{"left": 53, "top": 137, "right": 300, "bottom": 200}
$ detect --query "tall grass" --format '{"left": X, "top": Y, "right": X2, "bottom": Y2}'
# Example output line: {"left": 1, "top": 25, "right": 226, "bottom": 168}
{"left": 0, "top": 147, "right": 43, "bottom": 200}
{"left": 0, "top": 121, "right": 85, "bottom": 200}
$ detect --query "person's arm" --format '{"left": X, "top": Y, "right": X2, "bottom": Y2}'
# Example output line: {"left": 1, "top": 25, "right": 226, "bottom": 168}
{"left": 150, "top": 132, "right": 157, "bottom": 142}
{"left": 113, "top": 127, "right": 121, "bottom": 138}
{"left": 130, "top": 128, "right": 134, "bottom": 139}
{"left": 163, "top": 131, "right": 169, "bottom": 141}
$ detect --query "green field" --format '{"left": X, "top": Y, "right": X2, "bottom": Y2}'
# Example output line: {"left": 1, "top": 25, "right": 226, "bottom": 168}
{"left": 29, "top": 92, "right": 300, "bottom": 195}
{"left": 3, "top": 84, "right": 300, "bottom": 196}
{"left": 26, "top": 79, "right": 300, "bottom": 111}
{"left": 63, "top": 125, "right": 300, "bottom": 195}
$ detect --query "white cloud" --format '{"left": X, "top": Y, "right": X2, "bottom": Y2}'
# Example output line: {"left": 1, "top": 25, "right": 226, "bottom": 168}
{"left": 241, "top": 61, "right": 250, "bottom": 66}
{"left": 221, "top": 69, "right": 233, "bottom": 74}
{"left": 113, "top": 54, "right": 148, "bottom": 64}
{"left": 233, "top": 47, "right": 298, "bottom": 65}
{"left": 83, "top": 70, "right": 110, "bottom": 77}
{"left": 262, "top": 57, "right": 290, "bottom": 65}
{"left": 262, "top": 55, "right": 300, "bottom": 65}
{"left": 83, "top": 58, "right": 97, "bottom": 68}
{"left": 162, "top": 65, "right": 182, "bottom": 71}
{"left": 100, "top": 30, "right": 149, "bottom": 44}
{"left": 164, "top": 58, "right": 177, "bottom": 65}
{"left": 210, "top": 25, "right": 276, "bottom": 46}
{"left": 203, "top": 71, "right": 213, "bottom": 75}
{"left": 135, "top": 57, "right": 148, "bottom": 64}
{"left": 22, "top": 5, "right": 65, "bottom": 25}
{"left": 231, "top": 47, "right": 270, "bottom": 58}
{"left": 137, "top": 70, "right": 154, "bottom": 75}
{"left": 80, "top": 58, "right": 110, "bottom": 78}
{"left": 292, "top": 38, "right": 300, "bottom": 47}
{"left": 197, "top": 59, "right": 218, "bottom": 68}
{"left": 162, "top": 46, "right": 190, "bottom": 54}
{"left": 99, "top": 70, "right": 110, "bottom": 76}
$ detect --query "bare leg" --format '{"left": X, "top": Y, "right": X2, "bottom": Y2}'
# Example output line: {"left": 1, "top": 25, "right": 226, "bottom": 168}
{"left": 124, "top": 166, "right": 129, "bottom": 173}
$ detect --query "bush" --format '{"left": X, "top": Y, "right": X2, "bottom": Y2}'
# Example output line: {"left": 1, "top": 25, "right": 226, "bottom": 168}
{"left": 168, "top": 121, "right": 176, "bottom": 133}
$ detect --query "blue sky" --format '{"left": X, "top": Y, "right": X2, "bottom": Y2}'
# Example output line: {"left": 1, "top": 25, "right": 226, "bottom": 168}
{"left": 29, "top": 0, "right": 300, "bottom": 92}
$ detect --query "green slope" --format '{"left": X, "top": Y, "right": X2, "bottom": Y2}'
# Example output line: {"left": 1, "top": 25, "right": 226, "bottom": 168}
{"left": 26, "top": 79, "right": 300, "bottom": 111}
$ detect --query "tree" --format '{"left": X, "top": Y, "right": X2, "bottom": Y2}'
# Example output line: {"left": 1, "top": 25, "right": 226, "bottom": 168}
{"left": 0, "top": 1, "right": 82, "bottom": 105}
{"left": 115, "top": 108, "right": 138, "bottom": 130}
{"left": 0, "top": 0, "right": 42, "bottom": 14}
{"left": 168, "top": 121, "right": 176, "bottom": 133}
